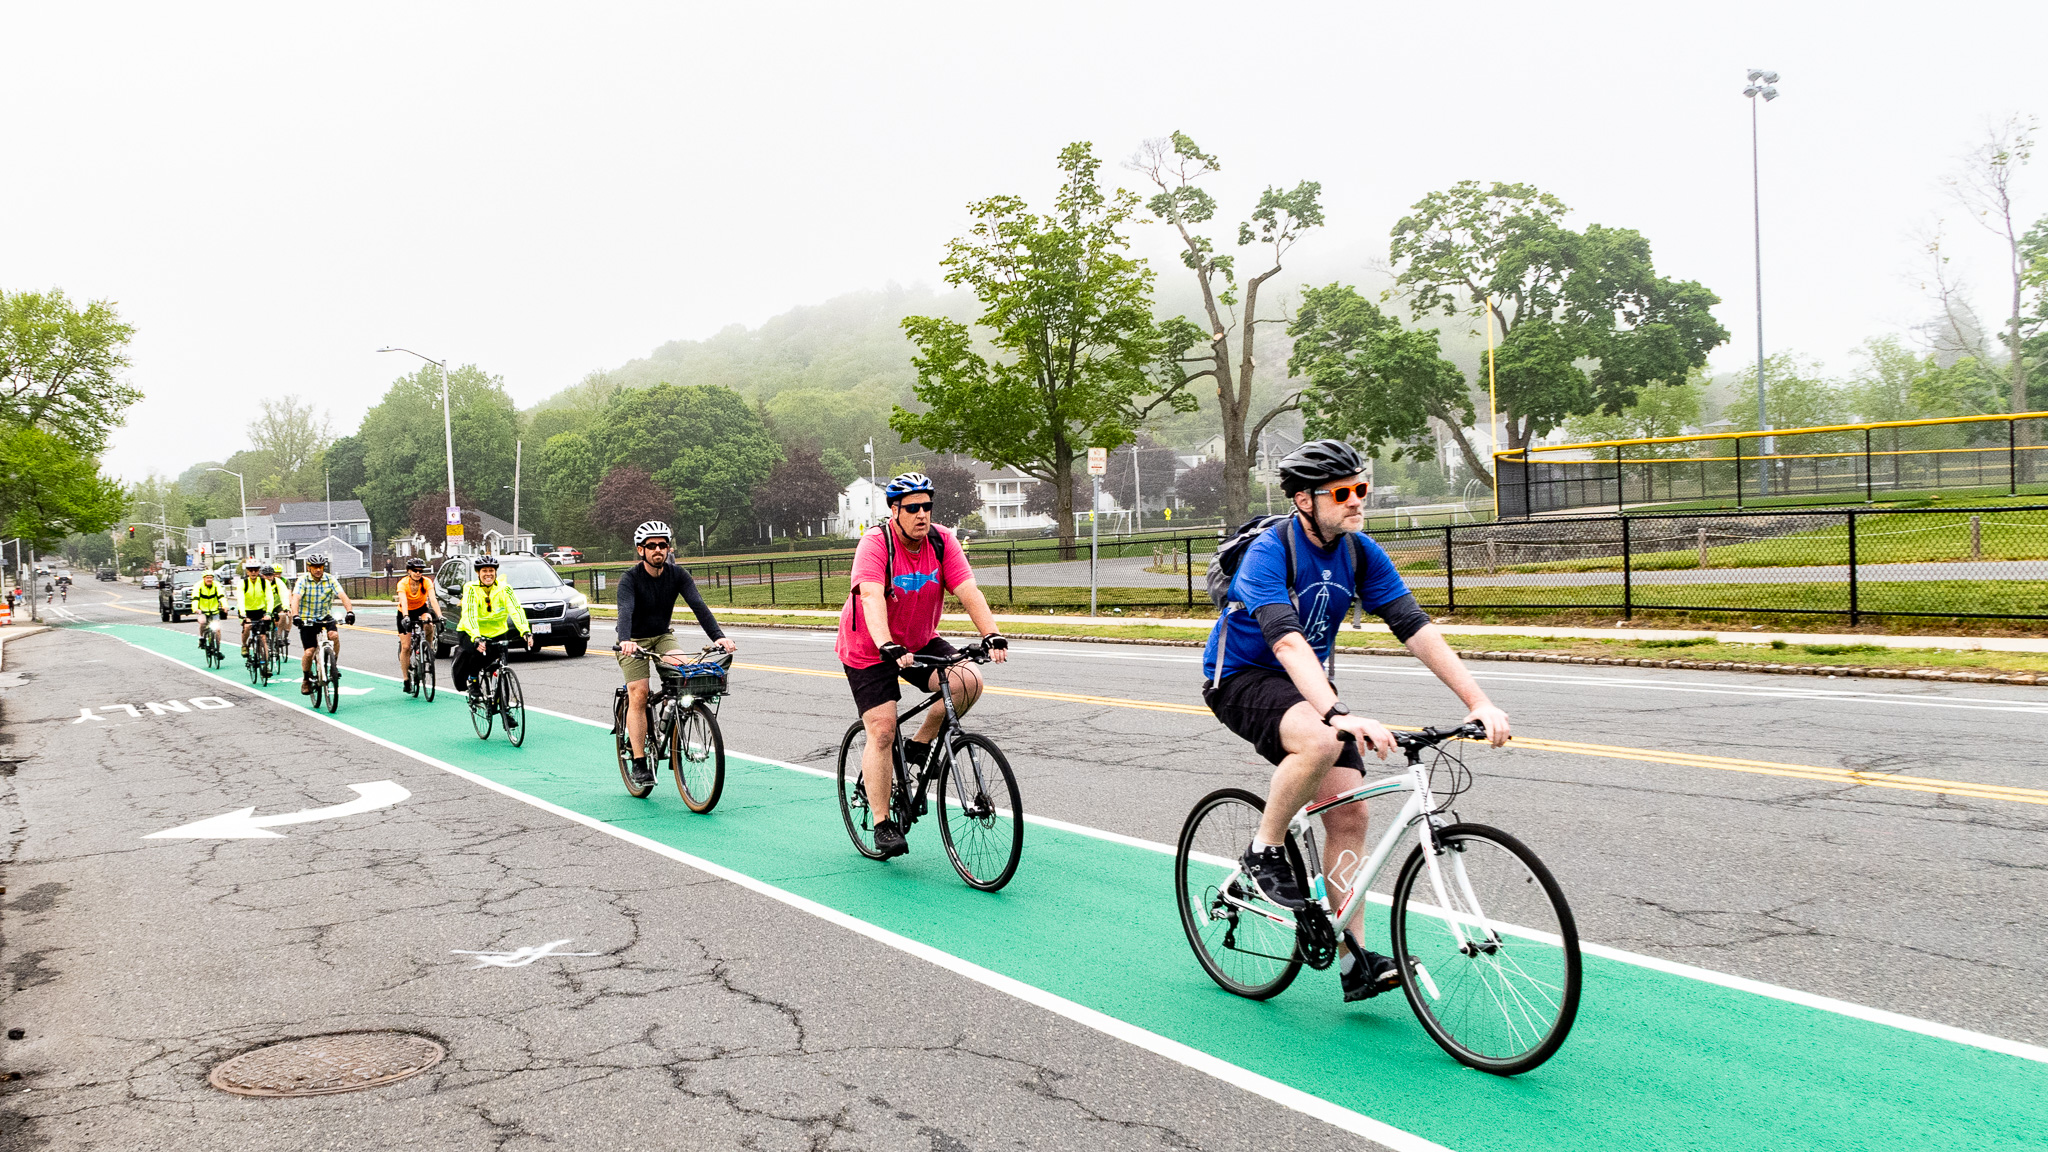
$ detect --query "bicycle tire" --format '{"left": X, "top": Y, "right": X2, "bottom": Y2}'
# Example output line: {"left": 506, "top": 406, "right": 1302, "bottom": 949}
{"left": 246, "top": 634, "right": 263, "bottom": 685}
{"left": 500, "top": 668, "right": 525, "bottom": 747}
{"left": 1175, "top": 788, "right": 1305, "bottom": 1000}
{"left": 674, "top": 700, "right": 724, "bottom": 813}
{"left": 419, "top": 642, "right": 436, "bottom": 702}
{"left": 322, "top": 647, "right": 339, "bottom": 714}
{"left": 256, "top": 635, "right": 272, "bottom": 688}
{"left": 936, "top": 733, "right": 1022, "bottom": 891}
{"left": 1389, "top": 823, "right": 1581, "bottom": 1076}
{"left": 614, "top": 695, "right": 654, "bottom": 798}
{"left": 835, "top": 720, "right": 892, "bottom": 859}
{"left": 470, "top": 671, "right": 494, "bottom": 739}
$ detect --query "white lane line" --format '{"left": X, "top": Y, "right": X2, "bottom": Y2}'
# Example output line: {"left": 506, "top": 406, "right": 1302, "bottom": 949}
{"left": 93, "top": 627, "right": 2048, "bottom": 1073}
{"left": 86, "top": 627, "right": 1447, "bottom": 1152}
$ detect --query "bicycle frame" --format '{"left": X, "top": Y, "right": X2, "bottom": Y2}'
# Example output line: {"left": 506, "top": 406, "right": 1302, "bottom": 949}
{"left": 1214, "top": 747, "right": 1506, "bottom": 972}
{"left": 887, "top": 656, "right": 988, "bottom": 826}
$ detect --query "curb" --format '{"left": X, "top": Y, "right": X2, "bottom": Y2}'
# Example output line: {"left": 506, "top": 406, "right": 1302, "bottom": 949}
{"left": 713, "top": 620, "right": 2044, "bottom": 688}
{"left": 0, "top": 626, "right": 51, "bottom": 672}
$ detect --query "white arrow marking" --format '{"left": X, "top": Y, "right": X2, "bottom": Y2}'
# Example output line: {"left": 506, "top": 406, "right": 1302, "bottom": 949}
{"left": 144, "top": 780, "right": 410, "bottom": 839}
{"left": 450, "top": 939, "right": 602, "bottom": 969}
{"left": 336, "top": 685, "right": 374, "bottom": 696}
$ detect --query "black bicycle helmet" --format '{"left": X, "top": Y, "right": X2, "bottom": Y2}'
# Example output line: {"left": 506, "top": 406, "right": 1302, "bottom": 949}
{"left": 406, "top": 557, "right": 426, "bottom": 572}
{"left": 1278, "top": 439, "right": 1367, "bottom": 495}
{"left": 474, "top": 555, "right": 500, "bottom": 569}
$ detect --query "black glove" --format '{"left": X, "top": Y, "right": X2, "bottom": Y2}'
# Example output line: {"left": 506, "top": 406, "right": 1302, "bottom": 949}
{"left": 344, "top": 611, "right": 356, "bottom": 626}
{"left": 983, "top": 634, "right": 1007, "bottom": 651}
{"left": 878, "top": 642, "right": 910, "bottom": 664}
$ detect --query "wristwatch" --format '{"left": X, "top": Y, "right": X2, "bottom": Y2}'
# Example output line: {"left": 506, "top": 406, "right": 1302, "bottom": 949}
{"left": 1321, "top": 701, "right": 1350, "bottom": 725}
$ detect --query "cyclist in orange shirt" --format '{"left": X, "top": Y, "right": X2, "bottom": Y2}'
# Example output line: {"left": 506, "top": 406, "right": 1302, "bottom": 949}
{"left": 395, "top": 557, "right": 444, "bottom": 691}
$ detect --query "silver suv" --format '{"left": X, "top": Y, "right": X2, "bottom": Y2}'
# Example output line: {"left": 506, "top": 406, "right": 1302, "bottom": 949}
{"left": 431, "top": 554, "right": 592, "bottom": 657}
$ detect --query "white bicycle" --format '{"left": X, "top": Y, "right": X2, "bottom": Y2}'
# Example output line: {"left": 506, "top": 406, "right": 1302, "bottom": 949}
{"left": 1175, "top": 721, "right": 1582, "bottom": 1075}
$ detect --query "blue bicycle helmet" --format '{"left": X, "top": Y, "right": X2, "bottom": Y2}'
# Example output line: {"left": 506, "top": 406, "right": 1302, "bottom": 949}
{"left": 884, "top": 471, "right": 935, "bottom": 505}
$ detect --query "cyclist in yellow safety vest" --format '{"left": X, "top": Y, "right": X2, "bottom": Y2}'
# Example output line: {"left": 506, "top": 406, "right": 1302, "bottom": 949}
{"left": 452, "top": 555, "right": 535, "bottom": 703}
{"left": 191, "top": 572, "right": 227, "bottom": 650}
{"left": 236, "top": 558, "right": 273, "bottom": 651}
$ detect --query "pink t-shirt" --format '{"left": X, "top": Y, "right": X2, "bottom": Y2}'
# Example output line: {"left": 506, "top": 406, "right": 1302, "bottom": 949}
{"left": 835, "top": 524, "right": 974, "bottom": 668}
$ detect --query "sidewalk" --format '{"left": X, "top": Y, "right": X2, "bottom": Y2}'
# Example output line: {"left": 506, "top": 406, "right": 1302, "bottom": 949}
{"left": 694, "top": 606, "right": 2048, "bottom": 655}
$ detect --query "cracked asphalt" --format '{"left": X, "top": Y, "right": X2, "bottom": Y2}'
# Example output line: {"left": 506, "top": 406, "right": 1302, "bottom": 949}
{"left": 3, "top": 584, "right": 2045, "bottom": 1150}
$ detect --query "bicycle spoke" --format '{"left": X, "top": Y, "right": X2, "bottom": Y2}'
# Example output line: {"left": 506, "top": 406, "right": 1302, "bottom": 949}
{"left": 1175, "top": 789, "right": 1302, "bottom": 1000}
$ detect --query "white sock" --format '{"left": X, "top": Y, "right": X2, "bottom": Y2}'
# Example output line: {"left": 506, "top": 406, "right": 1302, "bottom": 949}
{"left": 1251, "top": 836, "right": 1282, "bottom": 852}
{"left": 1340, "top": 948, "right": 1358, "bottom": 974}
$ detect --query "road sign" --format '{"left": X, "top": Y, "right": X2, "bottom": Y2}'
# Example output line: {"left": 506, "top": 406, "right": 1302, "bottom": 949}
{"left": 446, "top": 504, "right": 464, "bottom": 539}
{"left": 1087, "top": 447, "right": 1107, "bottom": 476}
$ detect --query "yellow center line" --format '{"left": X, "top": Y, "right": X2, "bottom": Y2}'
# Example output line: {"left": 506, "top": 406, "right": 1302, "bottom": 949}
{"left": 734, "top": 660, "right": 2048, "bottom": 807}
{"left": 101, "top": 590, "right": 156, "bottom": 616}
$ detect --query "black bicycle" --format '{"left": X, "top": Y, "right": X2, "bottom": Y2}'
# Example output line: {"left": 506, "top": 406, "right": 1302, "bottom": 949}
{"left": 200, "top": 615, "right": 225, "bottom": 669}
{"left": 243, "top": 618, "right": 273, "bottom": 686}
{"left": 611, "top": 643, "right": 728, "bottom": 812}
{"left": 404, "top": 617, "right": 438, "bottom": 702}
{"left": 270, "top": 613, "right": 292, "bottom": 680}
{"left": 466, "top": 638, "right": 526, "bottom": 746}
{"left": 835, "top": 644, "right": 1022, "bottom": 891}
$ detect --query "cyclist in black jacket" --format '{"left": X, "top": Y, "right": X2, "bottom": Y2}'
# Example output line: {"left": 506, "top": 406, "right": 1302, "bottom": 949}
{"left": 615, "top": 520, "right": 736, "bottom": 787}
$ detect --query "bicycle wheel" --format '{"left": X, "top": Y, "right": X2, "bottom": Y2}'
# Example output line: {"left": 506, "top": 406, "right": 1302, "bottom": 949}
{"left": 246, "top": 634, "right": 263, "bottom": 685}
{"left": 1175, "top": 788, "right": 1305, "bottom": 1000}
{"left": 614, "top": 695, "right": 654, "bottom": 798}
{"left": 322, "top": 647, "right": 339, "bottom": 714}
{"left": 469, "top": 671, "right": 494, "bottom": 738}
{"left": 418, "top": 643, "right": 436, "bottom": 702}
{"left": 500, "top": 668, "right": 525, "bottom": 747}
{"left": 936, "top": 733, "right": 1022, "bottom": 891}
{"left": 835, "top": 720, "right": 892, "bottom": 860}
{"left": 255, "top": 635, "right": 272, "bottom": 688}
{"left": 673, "top": 701, "right": 724, "bottom": 813}
{"left": 1390, "top": 823, "right": 1581, "bottom": 1076}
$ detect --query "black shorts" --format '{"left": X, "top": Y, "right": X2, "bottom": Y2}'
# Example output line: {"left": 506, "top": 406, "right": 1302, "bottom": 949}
{"left": 397, "top": 606, "right": 436, "bottom": 632}
{"left": 844, "top": 637, "right": 958, "bottom": 716}
{"left": 1202, "top": 667, "right": 1365, "bottom": 772}
{"left": 243, "top": 609, "right": 269, "bottom": 624}
{"left": 299, "top": 618, "right": 337, "bottom": 648}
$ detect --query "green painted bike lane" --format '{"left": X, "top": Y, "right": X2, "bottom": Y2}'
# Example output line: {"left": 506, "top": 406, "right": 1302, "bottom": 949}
{"left": 104, "top": 623, "right": 2048, "bottom": 1151}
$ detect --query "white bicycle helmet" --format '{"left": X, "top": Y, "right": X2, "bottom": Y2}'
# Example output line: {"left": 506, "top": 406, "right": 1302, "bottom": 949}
{"left": 633, "top": 520, "right": 673, "bottom": 545}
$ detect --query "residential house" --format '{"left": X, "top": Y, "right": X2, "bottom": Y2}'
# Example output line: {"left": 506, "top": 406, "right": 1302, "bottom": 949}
{"left": 275, "top": 501, "right": 374, "bottom": 573}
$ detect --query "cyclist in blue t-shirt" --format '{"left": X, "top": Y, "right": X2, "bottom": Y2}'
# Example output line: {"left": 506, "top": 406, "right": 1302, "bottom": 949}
{"left": 1201, "top": 439, "right": 1511, "bottom": 1004}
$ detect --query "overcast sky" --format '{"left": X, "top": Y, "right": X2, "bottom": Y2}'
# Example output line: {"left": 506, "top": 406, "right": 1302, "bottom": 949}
{"left": 6, "top": 1, "right": 2044, "bottom": 482}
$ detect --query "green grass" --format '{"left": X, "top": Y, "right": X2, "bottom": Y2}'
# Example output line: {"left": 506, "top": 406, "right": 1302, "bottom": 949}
{"left": 1445, "top": 577, "right": 2048, "bottom": 618}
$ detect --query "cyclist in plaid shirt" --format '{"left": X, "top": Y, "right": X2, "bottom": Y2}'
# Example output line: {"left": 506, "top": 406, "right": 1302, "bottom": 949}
{"left": 287, "top": 554, "right": 356, "bottom": 696}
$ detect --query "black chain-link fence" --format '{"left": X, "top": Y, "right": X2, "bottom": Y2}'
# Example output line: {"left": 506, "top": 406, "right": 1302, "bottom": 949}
{"left": 1415, "top": 506, "right": 2048, "bottom": 623}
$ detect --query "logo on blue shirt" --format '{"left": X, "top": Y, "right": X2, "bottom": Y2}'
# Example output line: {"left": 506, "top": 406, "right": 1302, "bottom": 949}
{"left": 892, "top": 571, "right": 939, "bottom": 594}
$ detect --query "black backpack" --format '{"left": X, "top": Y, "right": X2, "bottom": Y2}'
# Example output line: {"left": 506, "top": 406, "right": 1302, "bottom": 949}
{"left": 846, "top": 524, "right": 948, "bottom": 609}
{"left": 1207, "top": 514, "right": 1370, "bottom": 686}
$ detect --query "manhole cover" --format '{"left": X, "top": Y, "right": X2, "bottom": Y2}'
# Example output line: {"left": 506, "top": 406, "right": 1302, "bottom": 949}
{"left": 208, "top": 1033, "right": 445, "bottom": 1097}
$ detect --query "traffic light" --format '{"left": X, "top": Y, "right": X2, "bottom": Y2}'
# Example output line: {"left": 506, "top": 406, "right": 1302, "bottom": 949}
{"left": 127, "top": 526, "right": 135, "bottom": 538}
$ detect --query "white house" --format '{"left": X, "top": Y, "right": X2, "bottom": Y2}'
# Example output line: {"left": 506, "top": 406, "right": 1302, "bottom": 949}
{"left": 970, "top": 463, "right": 1052, "bottom": 531}
{"left": 833, "top": 476, "right": 891, "bottom": 537}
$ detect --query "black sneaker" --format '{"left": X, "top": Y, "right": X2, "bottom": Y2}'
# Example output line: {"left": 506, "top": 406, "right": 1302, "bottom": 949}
{"left": 503, "top": 712, "right": 518, "bottom": 730}
{"left": 1236, "top": 843, "right": 1306, "bottom": 910}
{"left": 902, "top": 739, "right": 932, "bottom": 771}
{"left": 629, "top": 756, "right": 655, "bottom": 788}
{"left": 872, "top": 819, "right": 909, "bottom": 859}
{"left": 1340, "top": 933, "right": 1404, "bottom": 1002}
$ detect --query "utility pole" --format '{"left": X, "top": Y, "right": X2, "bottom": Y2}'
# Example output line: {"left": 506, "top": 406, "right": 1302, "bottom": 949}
{"left": 511, "top": 440, "right": 523, "bottom": 549}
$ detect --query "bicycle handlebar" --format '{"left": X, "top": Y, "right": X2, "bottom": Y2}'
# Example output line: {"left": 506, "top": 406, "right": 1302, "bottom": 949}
{"left": 1394, "top": 721, "right": 1489, "bottom": 749}
{"left": 911, "top": 642, "right": 993, "bottom": 667}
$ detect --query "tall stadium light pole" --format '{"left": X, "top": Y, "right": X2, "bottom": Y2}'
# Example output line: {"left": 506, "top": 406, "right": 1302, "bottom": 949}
{"left": 1744, "top": 69, "right": 1780, "bottom": 497}
{"left": 377, "top": 347, "right": 458, "bottom": 552}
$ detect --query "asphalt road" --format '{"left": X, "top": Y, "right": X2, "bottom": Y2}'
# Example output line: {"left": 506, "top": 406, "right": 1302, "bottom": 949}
{"left": 5, "top": 582, "right": 2045, "bottom": 1150}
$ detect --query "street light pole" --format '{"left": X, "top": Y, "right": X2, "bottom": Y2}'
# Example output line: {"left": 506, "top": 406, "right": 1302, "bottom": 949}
{"left": 1744, "top": 69, "right": 1780, "bottom": 497}
{"left": 209, "top": 468, "right": 248, "bottom": 559}
{"left": 378, "top": 347, "right": 459, "bottom": 553}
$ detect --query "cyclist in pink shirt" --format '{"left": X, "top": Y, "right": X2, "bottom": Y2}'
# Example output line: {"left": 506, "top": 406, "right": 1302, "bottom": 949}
{"left": 836, "top": 471, "right": 1009, "bottom": 858}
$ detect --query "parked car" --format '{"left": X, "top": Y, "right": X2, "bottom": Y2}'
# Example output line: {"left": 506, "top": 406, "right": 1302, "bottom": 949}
{"left": 433, "top": 554, "right": 592, "bottom": 657}
{"left": 542, "top": 547, "right": 583, "bottom": 565}
{"left": 158, "top": 568, "right": 206, "bottom": 622}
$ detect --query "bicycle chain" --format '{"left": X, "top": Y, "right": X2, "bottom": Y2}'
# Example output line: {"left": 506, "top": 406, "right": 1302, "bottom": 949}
{"left": 1295, "top": 902, "right": 1338, "bottom": 971}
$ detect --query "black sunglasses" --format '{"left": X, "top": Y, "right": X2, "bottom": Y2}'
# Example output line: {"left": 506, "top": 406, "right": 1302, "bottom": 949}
{"left": 640, "top": 540, "right": 671, "bottom": 550}
{"left": 897, "top": 501, "right": 933, "bottom": 514}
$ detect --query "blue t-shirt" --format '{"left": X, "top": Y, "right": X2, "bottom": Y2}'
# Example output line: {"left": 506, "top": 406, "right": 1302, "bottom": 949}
{"left": 1202, "top": 518, "right": 1410, "bottom": 683}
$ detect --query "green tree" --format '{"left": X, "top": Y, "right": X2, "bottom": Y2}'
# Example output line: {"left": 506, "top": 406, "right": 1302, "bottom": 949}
{"left": 323, "top": 434, "right": 367, "bottom": 504}
{"left": 751, "top": 445, "right": 842, "bottom": 540}
{"left": 896, "top": 142, "right": 1190, "bottom": 555}
{"left": 540, "top": 432, "right": 599, "bottom": 549}
{"left": 1563, "top": 369, "right": 1707, "bottom": 456}
{"left": 246, "top": 394, "right": 334, "bottom": 498}
{"left": 1131, "top": 132, "right": 1324, "bottom": 522}
{"left": 1287, "top": 283, "right": 1473, "bottom": 465}
{"left": 357, "top": 364, "right": 518, "bottom": 542}
{"left": 0, "top": 427, "right": 127, "bottom": 608}
{"left": 1946, "top": 116, "right": 2036, "bottom": 427}
{"left": 1389, "top": 181, "right": 1729, "bottom": 484}
{"left": 0, "top": 288, "right": 140, "bottom": 451}
{"left": 526, "top": 370, "right": 621, "bottom": 446}
{"left": 594, "top": 382, "right": 780, "bottom": 545}
{"left": 1726, "top": 353, "right": 1850, "bottom": 435}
